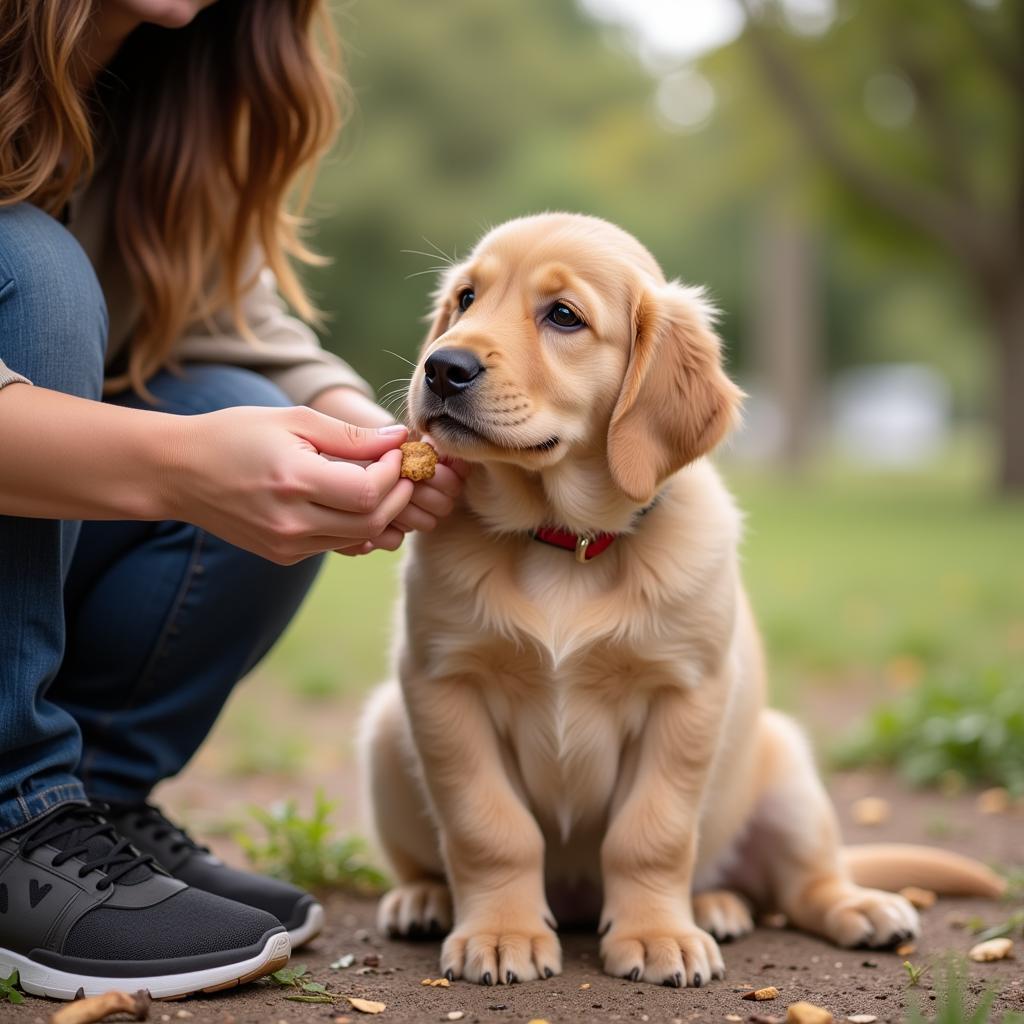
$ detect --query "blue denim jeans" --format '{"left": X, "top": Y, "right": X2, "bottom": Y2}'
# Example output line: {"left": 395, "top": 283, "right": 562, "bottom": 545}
{"left": 0, "top": 204, "right": 324, "bottom": 836}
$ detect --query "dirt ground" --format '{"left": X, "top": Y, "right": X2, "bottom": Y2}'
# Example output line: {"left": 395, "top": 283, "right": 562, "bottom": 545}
{"left": 6, "top": 771, "right": 1023, "bottom": 1024}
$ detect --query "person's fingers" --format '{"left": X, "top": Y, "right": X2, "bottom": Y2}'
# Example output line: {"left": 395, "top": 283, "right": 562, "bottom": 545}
{"left": 304, "top": 448, "right": 404, "bottom": 514}
{"left": 406, "top": 483, "right": 454, "bottom": 519}
{"left": 300, "top": 476, "right": 413, "bottom": 541}
{"left": 421, "top": 432, "right": 471, "bottom": 480}
{"left": 335, "top": 541, "right": 374, "bottom": 557}
{"left": 440, "top": 453, "right": 471, "bottom": 480}
{"left": 392, "top": 504, "right": 439, "bottom": 533}
{"left": 421, "top": 463, "right": 464, "bottom": 500}
{"left": 293, "top": 407, "right": 407, "bottom": 461}
{"left": 367, "top": 526, "right": 406, "bottom": 551}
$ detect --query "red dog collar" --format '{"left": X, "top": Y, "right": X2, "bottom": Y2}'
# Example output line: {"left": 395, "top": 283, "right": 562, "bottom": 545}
{"left": 531, "top": 527, "right": 618, "bottom": 563}
{"left": 530, "top": 497, "right": 660, "bottom": 563}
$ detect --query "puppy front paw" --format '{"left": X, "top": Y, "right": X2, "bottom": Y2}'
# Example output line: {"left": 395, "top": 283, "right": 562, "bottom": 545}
{"left": 440, "top": 916, "right": 561, "bottom": 984}
{"left": 693, "top": 889, "right": 755, "bottom": 943}
{"left": 823, "top": 887, "right": 920, "bottom": 948}
{"left": 600, "top": 921, "right": 725, "bottom": 987}
{"left": 377, "top": 881, "right": 452, "bottom": 937}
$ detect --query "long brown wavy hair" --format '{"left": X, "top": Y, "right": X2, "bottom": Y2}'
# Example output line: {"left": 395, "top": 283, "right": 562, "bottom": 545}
{"left": 0, "top": 0, "right": 341, "bottom": 394}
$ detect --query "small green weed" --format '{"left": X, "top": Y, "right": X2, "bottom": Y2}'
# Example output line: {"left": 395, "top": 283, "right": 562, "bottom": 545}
{"left": 970, "top": 910, "right": 1024, "bottom": 943}
{"left": 0, "top": 971, "right": 23, "bottom": 1006}
{"left": 263, "top": 964, "right": 340, "bottom": 1004}
{"left": 904, "top": 958, "right": 1024, "bottom": 1024}
{"left": 903, "top": 960, "right": 928, "bottom": 987}
{"left": 836, "top": 665, "right": 1024, "bottom": 792}
{"left": 236, "top": 789, "right": 387, "bottom": 892}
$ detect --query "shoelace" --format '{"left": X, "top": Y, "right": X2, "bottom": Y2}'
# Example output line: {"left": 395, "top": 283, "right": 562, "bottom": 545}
{"left": 20, "top": 804, "right": 154, "bottom": 890}
{"left": 124, "top": 803, "right": 210, "bottom": 857}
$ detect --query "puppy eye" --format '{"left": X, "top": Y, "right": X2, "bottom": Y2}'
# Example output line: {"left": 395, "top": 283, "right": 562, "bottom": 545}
{"left": 457, "top": 288, "right": 475, "bottom": 312}
{"left": 547, "top": 303, "right": 584, "bottom": 330}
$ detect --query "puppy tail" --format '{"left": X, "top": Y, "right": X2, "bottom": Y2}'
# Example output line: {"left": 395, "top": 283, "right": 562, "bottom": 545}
{"left": 842, "top": 843, "right": 1006, "bottom": 898}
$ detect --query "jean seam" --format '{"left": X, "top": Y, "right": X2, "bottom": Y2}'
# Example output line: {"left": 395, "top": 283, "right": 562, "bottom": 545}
{"left": 0, "top": 278, "right": 13, "bottom": 300}
{"left": 0, "top": 783, "right": 87, "bottom": 838}
{"left": 78, "top": 529, "right": 208, "bottom": 791}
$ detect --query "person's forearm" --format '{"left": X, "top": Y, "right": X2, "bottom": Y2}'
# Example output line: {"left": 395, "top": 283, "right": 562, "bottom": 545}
{"left": 0, "top": 383, "right": 181, "bottom": 521}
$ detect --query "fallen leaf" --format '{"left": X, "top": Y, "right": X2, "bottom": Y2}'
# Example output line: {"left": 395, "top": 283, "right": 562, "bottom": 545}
{"left": 899, "top": 886, "right": 937, "bottom": 910}
{"left": 969, "top": 937, "right": 1014, "bottom": 962}
{"left": 346, "top": 997, "right": 386, "bottom": 1015}
{"left": 743, "top": 986, "right": 780, "bottom": 1001}
{"left": 785, "top": 1001, "right": 833, "bottom": 1024}
{"left": 851, "top": 797, "right": 890, "bottom": 826}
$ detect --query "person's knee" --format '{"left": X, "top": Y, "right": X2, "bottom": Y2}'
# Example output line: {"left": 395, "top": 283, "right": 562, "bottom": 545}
{"left": 118, "top": 363, "right": 292, "bottom": 415}
{"left": 0, "top": 205, "right": 107, "bottom": 399}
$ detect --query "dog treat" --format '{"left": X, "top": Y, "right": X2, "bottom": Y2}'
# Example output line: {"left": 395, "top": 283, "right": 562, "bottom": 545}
{"left": 851, "top": 796, "right": 891, "bottom": 826}
{"left": 968, "top": 937, "right": 1014, "bottom": 962}
{"left": 785, "top": 1001, "right": 833, "bottom": 1024}
{"left": 743, "top": 986, "right": 780, "bottom": 1001}
{"left": 898, "top": 885, "right": 937, "bottom": 909}
{"left": 400, "top": 440, "right": 438, "bottom": 481}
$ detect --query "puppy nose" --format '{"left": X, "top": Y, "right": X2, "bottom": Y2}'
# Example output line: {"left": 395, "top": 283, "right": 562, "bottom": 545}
{"left": 424, "top": 347, "right": 484, "bottom": 399}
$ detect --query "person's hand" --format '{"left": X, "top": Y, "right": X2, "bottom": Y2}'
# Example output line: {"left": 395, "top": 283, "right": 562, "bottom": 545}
{"left": 167, "top": 405, "right": 414, "bottom": 564}
{"left": 310, "top": 389, "right": 470, "bottom": 536}
{"left": 392, "top": 435, "right": 470, "bottom": 534}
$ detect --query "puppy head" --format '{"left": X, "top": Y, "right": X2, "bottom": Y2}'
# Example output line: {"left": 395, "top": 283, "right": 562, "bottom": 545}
{"left": 409, "top": 213, "right": 742, "bottom": 503}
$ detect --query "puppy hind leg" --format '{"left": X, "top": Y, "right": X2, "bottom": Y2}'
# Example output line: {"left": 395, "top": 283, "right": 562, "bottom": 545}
{"left": 360, "top": 682, "right": 452, "bottom": 937}
{"left": 752, "top": 710, "right": 918, "bottom": 949}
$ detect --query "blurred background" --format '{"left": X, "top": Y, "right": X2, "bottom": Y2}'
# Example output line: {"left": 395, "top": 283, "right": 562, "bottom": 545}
{"left": 163, "top": 0, "right": 1023, "bottom": 855}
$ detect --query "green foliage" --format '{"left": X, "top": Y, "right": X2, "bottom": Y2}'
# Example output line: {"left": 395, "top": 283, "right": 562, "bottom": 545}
{"left": 263, "top": 964, "right": 341, "bottom": 1004}
{"left": 836, "top": 665, "right": 1024, "bottom": 792}
{"left": 904, "top": 958, "right": 1024, "bottom": 1024}
{"left": 0, "top": 971, "right": 23, "bottom": 1006}
{"left": 304, "top": 0, "right": 999, "bottom": 415}
{"left": 971, "top": 911, "right": 1024, "bottom": 944}
{"left": 903, "top": 959, "right": 928, "bottom": 987}
{"left": 236, "top": 789, "right": 387, "bottom": 893}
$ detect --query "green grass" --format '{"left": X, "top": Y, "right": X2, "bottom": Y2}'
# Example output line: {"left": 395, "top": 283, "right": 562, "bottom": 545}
{"left": 236, "top": 790, "right": 387, "bottom": 893}
{"left": 835, "top": 665, "right": 1024, "bottom": 792}
{"left": 904, "top": 957, "right": 1024, "bottom": 1024}
{"left": 726, "top": 453, "right": 1023, "bottom": 704}
{"left": 262, "top": 548, "right": 402, "bottom": 701}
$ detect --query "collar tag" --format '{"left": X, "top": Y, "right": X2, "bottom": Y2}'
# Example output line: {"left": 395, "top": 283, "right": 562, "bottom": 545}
{"left": 574, "top": 535, "right": 591, "bottom": 563}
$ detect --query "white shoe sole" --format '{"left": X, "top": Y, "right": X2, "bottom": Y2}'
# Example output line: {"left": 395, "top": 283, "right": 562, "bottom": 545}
{"left": 0, "top": 930, "right": 291, "bottom": 1001}
{"left": 286, "top": 901, "right": 325, "bottom": 949}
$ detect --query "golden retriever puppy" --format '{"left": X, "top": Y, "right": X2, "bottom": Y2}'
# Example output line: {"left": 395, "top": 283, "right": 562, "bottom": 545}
{"left": 360, "top": 213, "right": 1004, "bottom": 988}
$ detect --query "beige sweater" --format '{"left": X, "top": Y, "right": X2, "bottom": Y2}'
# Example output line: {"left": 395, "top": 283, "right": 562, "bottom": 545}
{"left": 0, "top": 165, "right": 372, "bottom": 404}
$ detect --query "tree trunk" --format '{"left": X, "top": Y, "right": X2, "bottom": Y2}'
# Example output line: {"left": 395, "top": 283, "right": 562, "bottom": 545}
{"left": 989, "top": 278, "right": 1024, "bottom": 493}
{"left": 752, "top": 207, "right": 821, "bottom": 470}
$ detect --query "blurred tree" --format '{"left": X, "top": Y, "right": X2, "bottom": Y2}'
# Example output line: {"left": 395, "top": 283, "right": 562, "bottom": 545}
{"left": 735, "top": 0, "right": 1024, "bottom": 491}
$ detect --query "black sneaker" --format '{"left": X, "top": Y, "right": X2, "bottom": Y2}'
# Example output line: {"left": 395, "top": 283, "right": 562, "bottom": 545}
{"left": 106, "top": 802, "right": 324, "bottom": 949}
{"left": 0, "top": 803, "right": 289, "bottom": 1000}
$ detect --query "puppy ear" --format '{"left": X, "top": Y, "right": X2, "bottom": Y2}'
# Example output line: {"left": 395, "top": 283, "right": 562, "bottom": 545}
{"left": 607, "top": 282, "right": 743, "bottom": 503}
{"left": 423, "top": 297, "right": 452, "bottom": 347}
